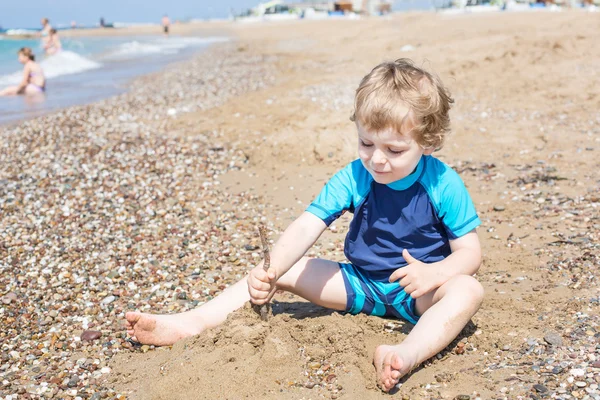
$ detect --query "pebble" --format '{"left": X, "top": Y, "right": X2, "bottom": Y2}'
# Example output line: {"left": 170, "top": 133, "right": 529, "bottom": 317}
{"left": 543, "top": 331, "right": 563, "bottom": 347}
{"left": 80, "top": 330, "right": 102, "bottom": 342}
{"left": 533, "top": 384, "right": 548, "bottom": 393}
{"left": 571, "top": 368, "right": 585, "bottom": 377}
{"left": 102, "top": 295, "right": 116, "bottom": 305}
{"left": 1, "top": 292, "right": 17, "bottom": 304}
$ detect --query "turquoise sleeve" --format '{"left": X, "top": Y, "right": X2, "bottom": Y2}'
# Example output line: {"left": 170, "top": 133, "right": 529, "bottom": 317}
{"left": 306, "top": 160, "right": 372, "bottom": 226}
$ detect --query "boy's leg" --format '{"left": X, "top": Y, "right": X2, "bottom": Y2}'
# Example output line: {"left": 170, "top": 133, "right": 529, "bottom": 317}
{"left": 374, "top": 275, "right": 484, "bottom": 392}
{"left": 125, "top": 257, "right": 347, "bottom": 346}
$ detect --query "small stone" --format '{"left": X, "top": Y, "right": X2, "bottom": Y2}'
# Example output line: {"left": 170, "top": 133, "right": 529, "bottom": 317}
{"left": 101, "top": 295, "right": 116, "bottom": 305}
{"left": 493, "top": 205, "right": 505, "bottom": 212}
{"left": 551, "top": 366, "right": 563, "bottom": 374}
{"left": 107, "top": 270, "right": 119, "bottom": 279}
{"left": 80, "top": 330, "right": 102, "bottom": 342}
{"left": 304, "top": 381, "right": 315, "bottom": 389}
{"left": 1, "top": 292, "right": 18, "bottom": 304}
{"left": 570, "top": 368, "right": 585, "bottom": 376}
{"left": 455, "top": 395, "right": 470, "bottom": 400}
{"left": 533, "top": 384, "right": 548, "bottom": 393}
{"left": 592, "top": 361, "right": 600, "bottom": 368}
{"left": 141, "top": 345, "right": 150, "bottom": 353}
{"left": 544, "top": 331, "right": 563, "bottom": 347}
{"left": 575, "top": 381, "right": 586, "bottom": 388}
{"left": 67, "top": 376, "right": 79, "bottom": 388}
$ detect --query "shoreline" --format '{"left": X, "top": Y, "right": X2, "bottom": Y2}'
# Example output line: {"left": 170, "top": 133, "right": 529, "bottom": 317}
{"left": 1, "top": 11, "right": 600, "bottom": 399}
{"left": 0, "top": 31, "right": 236, "bottom": 127}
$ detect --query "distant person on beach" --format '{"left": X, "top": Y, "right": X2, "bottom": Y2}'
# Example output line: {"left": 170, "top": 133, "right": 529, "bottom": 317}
{"left": 162, "top": 14, "right": 171, "bottom": 36}
{"left": 39, "top": 18, "right": 52, "bottom": 37}
{"left": 125, "top": 58, "right": 484, "bottom": 392}
{"left": 43, "top": 28, "right": 62, "bottom": 56}
{"left": 0, "top": 48, "right": 45, "bottom": 96}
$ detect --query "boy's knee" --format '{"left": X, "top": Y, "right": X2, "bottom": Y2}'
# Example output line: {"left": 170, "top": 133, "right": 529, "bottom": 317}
{"left": 448, "top": 275, "right": 484, "bottom": 305}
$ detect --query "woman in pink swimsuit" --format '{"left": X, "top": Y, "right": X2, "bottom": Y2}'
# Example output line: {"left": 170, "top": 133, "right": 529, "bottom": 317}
{"left": 0, "top": 47, "right": 46, "bottom": 96}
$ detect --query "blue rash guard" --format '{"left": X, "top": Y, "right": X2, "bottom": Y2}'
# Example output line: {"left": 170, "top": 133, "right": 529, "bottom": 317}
{"left": 305, "top": 155, "right": 481, "bottom": 323}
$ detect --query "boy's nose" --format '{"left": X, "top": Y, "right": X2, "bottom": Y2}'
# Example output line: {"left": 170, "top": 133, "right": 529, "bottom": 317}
{"left": 371, "top": 149, "right": 387, "bottom": 165}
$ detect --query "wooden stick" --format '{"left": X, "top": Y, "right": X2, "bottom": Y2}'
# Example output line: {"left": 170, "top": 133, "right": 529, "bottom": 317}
{"left": 253, "top": 225, "right": 272, "bottom": 321}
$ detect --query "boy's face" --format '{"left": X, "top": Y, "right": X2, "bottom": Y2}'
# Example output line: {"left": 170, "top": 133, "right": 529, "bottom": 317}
{"left": 356, "top": 120, "right": 433, "bottom": 185}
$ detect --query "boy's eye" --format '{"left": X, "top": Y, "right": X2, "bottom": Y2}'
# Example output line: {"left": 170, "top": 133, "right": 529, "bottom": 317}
{"left": 388, "top": 148, "right": 404, "bottom": 155}
{"left": 360, "top": 140, "right": 373, "bottom": 147}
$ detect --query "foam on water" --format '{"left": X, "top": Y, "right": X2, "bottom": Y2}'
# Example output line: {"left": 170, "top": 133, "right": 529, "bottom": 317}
{"left": 99, "top": 36, "right": 229, "bottom": 61}
{"left": 0, "top": 51, "right": 101, "bottom": 85}
{"left": 5, "top": 29, "right": 39, "bottom": 36}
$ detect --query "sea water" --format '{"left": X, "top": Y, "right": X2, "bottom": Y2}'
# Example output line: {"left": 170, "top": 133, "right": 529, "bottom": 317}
{"left": 0, "top": 34, "right": 229, "bottom": 125}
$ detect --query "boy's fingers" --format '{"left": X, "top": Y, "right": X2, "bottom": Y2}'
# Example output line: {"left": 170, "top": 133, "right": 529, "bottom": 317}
{"left": 252, "top": 269, "right": 272, "bottom": 284}
{"left": 251, "top": 279, "right": 271, "bottom": 292}
{"left": 267, "top": 268, "right": 277, "bottom": 280}
{"left": 249, "top": 287, "right": 269, "bottom": 301}
{"left": 402, "top": 249, "right": 417, "bottom": 263}
{"left": 389, "top": 268, "right": 407, "bottom": 283}
{"left": 398, "top": 275, "right": 411, "bottom": 287}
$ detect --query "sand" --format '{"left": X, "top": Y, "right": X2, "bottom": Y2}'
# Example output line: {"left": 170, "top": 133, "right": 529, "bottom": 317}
{"left": 2, "top": 10, "right": 599, "bottom": 400}
{"left": 109, "top": 11, "right": 600, "bottom": 399}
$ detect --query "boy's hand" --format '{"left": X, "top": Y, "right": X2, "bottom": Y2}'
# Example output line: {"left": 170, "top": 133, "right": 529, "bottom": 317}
{"left": 389, "top": 249, "right": 445, "bottom": 299}
{"left": 247, "top": 264, "right": 277, "bottom": 305}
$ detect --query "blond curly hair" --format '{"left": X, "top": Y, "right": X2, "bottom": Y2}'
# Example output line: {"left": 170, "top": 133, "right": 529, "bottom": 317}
{"left": 350, "top": 58, "right": 453, "bottom": 150}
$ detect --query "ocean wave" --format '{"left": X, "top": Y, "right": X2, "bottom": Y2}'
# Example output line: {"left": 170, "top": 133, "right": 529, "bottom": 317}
{"left": 5, "top": 29, "right": 39, "bottom": 36}
{"left": 0, "top": 50, "right": 101, "bottom": 85}
{"left": 99, "top": 36, "right": 229, "bottom": 61}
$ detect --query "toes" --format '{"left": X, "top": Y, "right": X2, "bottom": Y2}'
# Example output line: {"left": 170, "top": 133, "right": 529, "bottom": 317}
{"left": 125, "top": 311, "right": 141, "bottom": 324}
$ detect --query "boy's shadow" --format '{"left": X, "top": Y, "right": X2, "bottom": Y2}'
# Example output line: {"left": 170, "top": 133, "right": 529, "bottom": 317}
{"left": 270, "top": 300, "right": 337, "bottom": 319}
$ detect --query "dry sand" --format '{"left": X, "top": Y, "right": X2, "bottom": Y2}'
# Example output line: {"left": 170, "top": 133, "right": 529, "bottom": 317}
{"left": 2, "top": 10, "right": 599, "bottom": 400}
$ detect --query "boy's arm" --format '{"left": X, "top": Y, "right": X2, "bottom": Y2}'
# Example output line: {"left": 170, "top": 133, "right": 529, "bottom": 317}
{"left": 248, "top": 212, "right": 327, "bottom": 304}
{"left": 432, "top": 229, "right": 482, "bottom": 279}
{"left": 389, "top": 229, "right": 482, "bottom": 299}
{"left": 261, "top": 211, "right": 327, "bottom": 280}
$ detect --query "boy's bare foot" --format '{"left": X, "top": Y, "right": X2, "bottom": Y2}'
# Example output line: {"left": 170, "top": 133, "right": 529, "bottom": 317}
{"left": 125, "top": 312, "right": 205, "bottom": 346}
{"left": 373, "top": 344, "right": 416, "bottom": 392}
